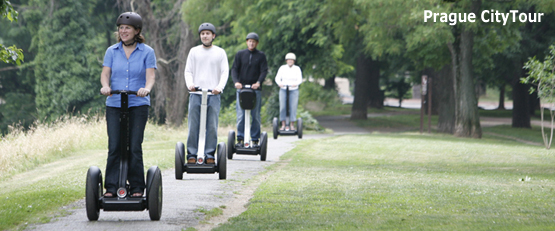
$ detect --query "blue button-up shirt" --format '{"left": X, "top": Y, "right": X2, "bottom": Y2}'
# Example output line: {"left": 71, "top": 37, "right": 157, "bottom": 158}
{"left": 103, "top": 42, "right": 157, "bottom": 108}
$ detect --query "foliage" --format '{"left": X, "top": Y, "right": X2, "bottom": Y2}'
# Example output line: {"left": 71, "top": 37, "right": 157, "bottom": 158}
{"left": 0, "top": 92, "right": 36, "bottom": 135}
{"left": 30, "top": 0, "right": 104, "bottom": 121}
{"left": 383, "top": 72, "right": 413, "bottom": 106}
{"left": 298, "top": 109, "right": 323, "bottom": 131}
{"left": 297, "top": 81, "right": 341, "bottom": 108}
{"left": 0, "top": 0, "right": 24, "bottom": 65}
{"left": 523, "top": 45, "right": 555, "bottom": 105}
{"left": 0, "top": 44, "right": 23, "bottom": 65}
{"left": 522, "top": 44, "right": 555, "bottom": 149}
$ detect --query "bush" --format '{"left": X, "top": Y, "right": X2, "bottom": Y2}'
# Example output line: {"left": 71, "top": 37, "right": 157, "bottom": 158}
{"left": 298, "top": 81, "right": 341, "bottom": 108}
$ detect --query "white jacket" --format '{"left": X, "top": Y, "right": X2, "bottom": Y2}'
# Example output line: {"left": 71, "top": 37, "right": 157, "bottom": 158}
{"left": 275, "top": 64, "right": 302, "bottom": 90}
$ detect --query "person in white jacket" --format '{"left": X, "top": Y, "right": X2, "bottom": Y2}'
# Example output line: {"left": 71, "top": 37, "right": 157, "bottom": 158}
{"left": 274, "top": 52, "right": 302, "bottom": 131}
{"left": 184, "top": 22, "right": 229, "bottom": 164}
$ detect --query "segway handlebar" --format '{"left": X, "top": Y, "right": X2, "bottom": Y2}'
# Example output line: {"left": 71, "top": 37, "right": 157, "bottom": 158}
{"left": 111, "top": 90, "right": 138, "bottom": 95}
{"left": 100, "top": 90, "right": 149, "bottom": 96}
{"left": 191, "top": 87, "right": 213, "bottom": 92}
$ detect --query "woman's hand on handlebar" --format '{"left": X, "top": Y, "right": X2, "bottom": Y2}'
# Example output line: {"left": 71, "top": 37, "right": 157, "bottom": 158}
{"left": 100, "top": 86, "right": 112, "bottom": 96}
{"left": 137, "top": 88, "right": 150, "bottom": 97}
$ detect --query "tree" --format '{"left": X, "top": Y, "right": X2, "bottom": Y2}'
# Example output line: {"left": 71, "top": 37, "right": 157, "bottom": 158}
{"left": 522, "top": 45, "right": 555, "bottom": 149}
{"left": 0, "top": 0, "right": 24, "bottom": 65}
{"left": 31, "top": 0, "right": 103, "bottom": 121}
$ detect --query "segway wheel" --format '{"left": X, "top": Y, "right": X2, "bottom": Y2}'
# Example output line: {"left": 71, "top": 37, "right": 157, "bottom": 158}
{"left": 272, "top": 117, "right": 279, "bottom": 140}
{"left": 217, "top": 142, "right": 227, "bottom": 180}
{"left": 175, "top": 142, "right": 185, "bottom": 180}
{"left": 227, "top": 130, "right": 235, "bottom": 159}
{"left": 260, "top": 132, "right": 268, "bottom": 161}
{"left": 297, "top": 118, "right": 303, "bottom": 139}
{"left": 85, "top": 166, "right": 102, "bottom": 221}
{"left": 147, "top": 166, "right": 163, "bottom": 220}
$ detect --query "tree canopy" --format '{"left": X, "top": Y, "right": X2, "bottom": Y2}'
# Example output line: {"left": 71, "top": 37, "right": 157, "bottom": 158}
{"left": 1, "top": 0, "right": 554, "bottom": 138}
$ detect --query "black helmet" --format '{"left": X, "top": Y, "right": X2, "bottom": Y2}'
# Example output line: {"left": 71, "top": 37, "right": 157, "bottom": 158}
{"left": 246, "top": 32, "right": 259, "bottom": 41}
{"left": 116, "top": 12, "right": 142, "bottom": 29}
{"left": 198, "top": 22, "right": 216, "bottom": 35}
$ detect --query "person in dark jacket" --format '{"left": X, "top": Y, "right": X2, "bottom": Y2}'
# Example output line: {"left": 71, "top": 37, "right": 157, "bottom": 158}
{"left": 231, "top": 32, "right": 268, "bottom": 145}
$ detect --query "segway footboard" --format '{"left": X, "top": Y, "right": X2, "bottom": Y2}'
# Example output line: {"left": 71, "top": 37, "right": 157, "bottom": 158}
{"left": 278, "top": 130, "right": 298, "bottom": 136}
{"left": 235, "top": 147, "right": 261, "bottom": 155}
{"left": 185, "top": 164, "right": 218, "bottom": 173}
{"left": 102, "top": 197, "right": 146, "bottom": 211}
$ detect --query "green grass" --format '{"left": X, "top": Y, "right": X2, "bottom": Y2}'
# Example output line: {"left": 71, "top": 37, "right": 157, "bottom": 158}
{"left": 0, "top": 122, "right": 184, "bottom": 230}
{"left": 2, "top": 104, "right": 555, "bottom": 230}
{"left": 215, "top": 134, "right": 555, "bottom": 230}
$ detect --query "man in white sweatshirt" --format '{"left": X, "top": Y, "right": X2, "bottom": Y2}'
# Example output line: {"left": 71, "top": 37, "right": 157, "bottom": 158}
{"left": 184, "top": 22, "right": 229, "bottom": 164}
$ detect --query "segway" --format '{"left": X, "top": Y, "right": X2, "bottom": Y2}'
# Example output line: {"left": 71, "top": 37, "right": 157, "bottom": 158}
{"left": 175, "top": 87, "right": 227, "bottom": 180}
{"left": 86, "top": 90, "right": 163, "bottom": 221}
{"left": 272, "top": 85, "right": 303, "bottom": 139}
{"left": 227, "top": 85, "right": 268, "bottom": 161}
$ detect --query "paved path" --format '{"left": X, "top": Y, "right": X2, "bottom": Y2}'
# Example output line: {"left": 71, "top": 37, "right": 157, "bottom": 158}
{"left": 26, "top": 135, "right": 303, "bottom": 231}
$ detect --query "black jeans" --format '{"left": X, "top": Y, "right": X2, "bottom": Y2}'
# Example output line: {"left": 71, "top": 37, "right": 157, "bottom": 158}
{"left": 105, "top": 105, "right": 148, "bottom": 194}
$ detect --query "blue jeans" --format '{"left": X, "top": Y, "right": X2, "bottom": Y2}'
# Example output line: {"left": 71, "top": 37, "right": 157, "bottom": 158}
{"left": 279, "top": 88, "right": 299, "bottom": 123}
{"left": 236, "top": 89, "right": 261, "bottom": 142}
{"left": 187, "top": 93, "right": 220, "bottom": 159}
{"left": 105, "top": 105, "right": 148, "bottom": 194}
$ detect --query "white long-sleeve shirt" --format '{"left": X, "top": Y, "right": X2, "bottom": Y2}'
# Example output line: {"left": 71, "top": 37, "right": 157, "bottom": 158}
{"left": 274, "top": 64, "right": 303, "bottom": 90}
{"left": 184, "top": 45, "right": 229, "bottom": 94}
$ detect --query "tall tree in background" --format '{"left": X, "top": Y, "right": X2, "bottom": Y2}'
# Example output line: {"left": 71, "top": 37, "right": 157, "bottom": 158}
{"left": 31, "top": 0, "right": 103, "bottom": 121}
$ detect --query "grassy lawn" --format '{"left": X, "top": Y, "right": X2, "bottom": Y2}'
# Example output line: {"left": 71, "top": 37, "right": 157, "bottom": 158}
{"left": 216, "top": 134, "right": 555, "bottom": 230}
{"left": 3, "top": 103, "right": 555, "bottom": 230}
{"left": 0, "top": 121, "right": 184, "bottom": 230}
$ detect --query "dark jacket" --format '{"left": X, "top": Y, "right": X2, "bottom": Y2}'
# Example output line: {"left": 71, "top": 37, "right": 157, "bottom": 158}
{"left": 231, "top": 49, "right": 268, "bottom": 89}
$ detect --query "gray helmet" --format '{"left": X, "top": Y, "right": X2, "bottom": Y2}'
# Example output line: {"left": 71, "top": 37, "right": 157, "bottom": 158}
{"left": 116, "top": 12, "right": 142, "bottom": 29}
{"left": 198, "top": 22, "right": 216, "bottom": 35}
{"left": 246, "top": 32, "right": 259, "bottom": 41}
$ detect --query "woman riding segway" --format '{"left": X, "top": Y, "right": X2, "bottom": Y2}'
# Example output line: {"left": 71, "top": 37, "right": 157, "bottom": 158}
{"left": 272, "top": 52, "right": 303, "bottom": 139}
{"left": 86, "top": 12, "right": 162, "bottom": 221}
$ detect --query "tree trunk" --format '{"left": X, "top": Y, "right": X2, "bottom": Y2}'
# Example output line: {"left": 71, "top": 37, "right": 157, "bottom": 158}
{"left": 435, "top": 64, "right": 455, "bottom": 134}
{"left": 448, "top": 0, "right": 482, "bottom": 138}
{"left": 324, "top": 75, "right": 336, "bottom": 90}
{"left": 351, "top": 54, "right": 372, "bottom": 120}
{"left": 511, "top": 58, "right": 531, "bottom": 128}
{"left": 454, "top": 28, "right": 481, "bottom": 138}
{"left": 529, "top": 91, "right": 539, "bottom": 116}
{"left": 368, "top": 58, "right": 383, "bottom": 109}
{"left": 497, "top": 84, "right": 505, "bottom": 110}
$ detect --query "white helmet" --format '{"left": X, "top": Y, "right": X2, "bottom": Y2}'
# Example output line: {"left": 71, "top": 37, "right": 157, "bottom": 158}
{"left": 285, "top": 52, "right": 296, "bottom": 60}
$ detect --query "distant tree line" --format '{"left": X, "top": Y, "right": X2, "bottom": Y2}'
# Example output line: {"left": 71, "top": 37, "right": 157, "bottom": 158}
{"left": 1, "top": 0, "right": 554, "bottom": 138}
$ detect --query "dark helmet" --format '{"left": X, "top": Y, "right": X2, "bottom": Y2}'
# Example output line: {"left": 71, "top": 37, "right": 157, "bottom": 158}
{"left": 246, "top": 32, "right": 259, "bottom": 41}
{"left": 198, "top": 22, "right": 216, "bottom": 35}
{"left": 116, "top": 12, "right": 143, "bottom": 29}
